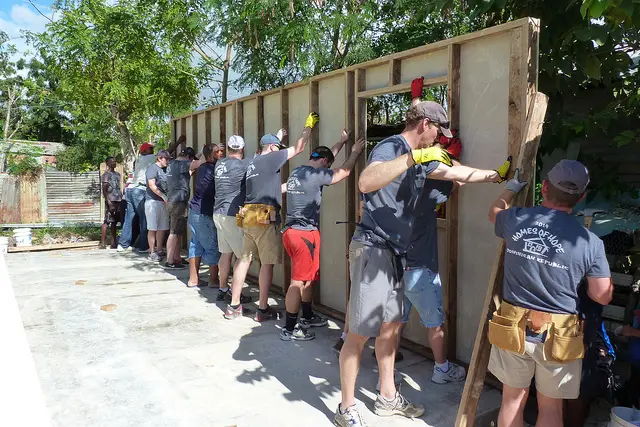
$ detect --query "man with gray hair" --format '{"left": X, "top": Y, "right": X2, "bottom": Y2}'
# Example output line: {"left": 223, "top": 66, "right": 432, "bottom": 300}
{"left": 487, "top": 159, "right": 613, "bottom": 427}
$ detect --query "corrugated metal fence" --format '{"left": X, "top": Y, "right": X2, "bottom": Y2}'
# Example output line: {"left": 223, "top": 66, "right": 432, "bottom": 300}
{"left": 0, "top": 174, "right": 20, "bottom": 223}
{"left": 45, "top": 170, "right": 101, "bottom": 224}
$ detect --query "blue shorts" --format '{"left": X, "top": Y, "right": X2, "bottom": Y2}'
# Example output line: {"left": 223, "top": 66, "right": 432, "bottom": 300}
{"left": 402, "top": 267, "right": 445, "bottom": 328}
{"left": 188, "top": 211, "right": 220, "bottom": 266}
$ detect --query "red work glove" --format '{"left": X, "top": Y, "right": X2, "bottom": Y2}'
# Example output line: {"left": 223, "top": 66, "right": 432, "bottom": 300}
{"left": 411, "top": 77, "right": 424, "bottom": 99}
{"left": 438, "top": 129, "right": 462, "bottom": 160}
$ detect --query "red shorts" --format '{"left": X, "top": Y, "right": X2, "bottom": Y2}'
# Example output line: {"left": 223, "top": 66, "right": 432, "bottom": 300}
{"left": 283, "top": 228, "right": 321, "bottom": 281}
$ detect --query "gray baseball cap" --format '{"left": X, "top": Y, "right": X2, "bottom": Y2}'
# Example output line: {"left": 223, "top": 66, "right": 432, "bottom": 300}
{"left": 410, "top": 101, "right": 453, "bottom": 138}
{"left": 547, "top": 159, "right": 590, "bottom": 194}
{"left": 260, "top": 133, "right": 286, "bottom": 149}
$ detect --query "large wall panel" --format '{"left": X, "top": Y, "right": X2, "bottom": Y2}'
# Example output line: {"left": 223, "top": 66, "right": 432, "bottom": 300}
{"left": 243, "top": 99, "right": 258, "bottom": 148}
{"left": 288, "top": 86, "right": 311, "bottom": 170}
{"left": 317, "top": 75, "right": 348, "bottom": 312}
{"left": 456, "top": 33, "right": 511, "bottom": 363}
{"left": 226, "top": 106, "right": 234, "bottom": 140}
{"left": 197, "top": 113, "right": 206, "bottom": 150}
{"left": 365, "top": 65, "right": 389, "bottom": 91}
{"left": 263, "top": 93, "right": 281, "bottom": 135}
{"left": 401, "top": 49, "right": 449, "bottom": 84}
{"left": 185, "top": 117, "right": 193, "bottom": 146}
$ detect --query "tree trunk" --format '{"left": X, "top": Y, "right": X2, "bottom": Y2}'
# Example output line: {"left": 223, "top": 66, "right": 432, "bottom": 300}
{"left": 1, "top": 85, "right": 17, "bottom": 173}
{"left": 110, "top": 106, "right": 137, "bottom": 171}
{"left": 221, "top": 43, "right": 232, "bottom": 103}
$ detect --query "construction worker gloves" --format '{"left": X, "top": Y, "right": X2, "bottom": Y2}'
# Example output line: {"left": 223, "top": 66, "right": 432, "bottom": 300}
{"left": 305, "top": 112, "right": 320, "bottom": 129}
{"left": 412, "top": 146, "right": 453, "bottom": 167}
{"left": 505, "top": 168, "right": 528, "bottom": 194}
{"left": 495, "top": 156, "right": 512, "bottom": 183}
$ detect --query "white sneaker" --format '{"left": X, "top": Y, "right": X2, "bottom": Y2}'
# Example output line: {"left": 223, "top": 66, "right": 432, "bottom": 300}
{"left": 116, "top": 245, "right": 132, "bottom": 252}
{"left": 376, "top": 369, "right": 401, "bottom": 392}
{"left": 432, "top": 362, "right": 466, "bottom": 384}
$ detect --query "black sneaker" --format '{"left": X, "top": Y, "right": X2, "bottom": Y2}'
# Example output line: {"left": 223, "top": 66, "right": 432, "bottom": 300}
{"left": 217, "top": 288, "right": 253, "bottom": 304}
{"left": 299, "top": 313, "right": 328, "bottom": 328}
{"left": 280, "top": 326, "right": 315, "bottom": 341}
{"left": 333, "top": 338, "right": 344, "bottom": 355}
{"left": 163, "top": 262, "right": 185, "bottom": 270}
{"left": 372, "top": 349, "right": 404, "bottom": 363}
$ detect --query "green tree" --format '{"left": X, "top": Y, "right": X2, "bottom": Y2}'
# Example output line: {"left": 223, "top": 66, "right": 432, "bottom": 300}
{"left": 38, "top": 0, "right": 202, "bottom": 167}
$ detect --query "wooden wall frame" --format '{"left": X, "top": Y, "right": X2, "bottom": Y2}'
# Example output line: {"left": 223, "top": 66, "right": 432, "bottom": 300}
{"left": 173, "top": 18, "right": 540, "bottom": 365}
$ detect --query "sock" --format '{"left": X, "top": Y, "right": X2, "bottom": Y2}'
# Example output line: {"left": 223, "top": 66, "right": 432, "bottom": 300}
{"left": 301, "top": 301, "right": 313, "bottom": 319}
{"left": 285, "top": 311, "right": 298, "bottom": 332}
{"left": 341, "top": 331, "right": 347, "bottom": 340}
{"left": 436, "top": 361, "right": 450, "bottom": 372}
{"left": 230, "top": 304, "right": 240, "bottom": 310}
{"left": 219, "top": 286, "right": 229, "bottom": 292}
{"left": 258, "top": 306, "right": 269, "bottom": 313}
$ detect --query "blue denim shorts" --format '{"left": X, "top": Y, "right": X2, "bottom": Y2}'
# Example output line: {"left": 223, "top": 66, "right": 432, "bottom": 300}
{"left": 402, "top": 267, "right": 445, "bottom": 328}
{"left": 188, "top": 211, "right": 220, "bottom": 266}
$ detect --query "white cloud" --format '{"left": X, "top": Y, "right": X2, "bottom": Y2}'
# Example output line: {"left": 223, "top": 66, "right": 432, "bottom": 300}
{"left": 1, "top": 2, "right": 59, "bottom": 60}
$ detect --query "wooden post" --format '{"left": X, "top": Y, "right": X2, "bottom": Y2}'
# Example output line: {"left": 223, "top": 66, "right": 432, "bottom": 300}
{"left": 180, "top": 118, "right": 187, "bottom": 150}
{"left": 389, "top": 59, "right": 401, "bottom": 86}
{"left": 455, "top": 92, "right": 548, "bottom": 427}
{"left": 281, "top": 88, "right": 292, "bottom": 293}
{"left": 351, "top": 68, "right": 367, "bottom": 303}
{"left": 257, "top": 96, "right": 265, "bottom": 138}
{"left": 220, "top": 107, "right": 227, "bottom": 156}
{"left": 205, "top": 110, "right": 212, "bottom": 145}
{"left": 445, "top": 43, "right": 461, "bottom": 362}
{"left": 345, "top": 70, "right": 356, "bottom": 303}
{"left": 191, "top": 113, "right": 198, "bottom": 148}
{"left": 236, "top": 101, "right": 244, "bottom": 137}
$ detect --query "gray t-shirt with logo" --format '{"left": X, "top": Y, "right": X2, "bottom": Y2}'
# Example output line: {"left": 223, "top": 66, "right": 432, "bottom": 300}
{"left": 495, "top": 206, "right": 610, "bottom": 314}
{"left": 214, "top": 157, "right": 250, "bottom": 216}
{"left": 166, "top": 159, "right": 191, "bottom": 203}
{"left": 406, "top": 177, "right": 453, "bottom": 271}
{"left": 284, "top": 165, "right": 335, "bottom": 231}
{"left": 101, "top": 170, "right": 122, "bottom": 202}
{"left": 355, "top": 135, "right": 438, "bottom": 254}
{"left": 145, "top": 163, "right": 167, "bottom": 201}
{"left": 244, "top": 150, "right": 289, "bottom": 223}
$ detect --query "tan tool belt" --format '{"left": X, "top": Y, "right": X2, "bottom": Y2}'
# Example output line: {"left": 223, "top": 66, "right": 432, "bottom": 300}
{"left": 487, "top": 300, "right": 584, "bottom": 363}
{"left": 236, "top": 203, "right": 277, "bottom": 228}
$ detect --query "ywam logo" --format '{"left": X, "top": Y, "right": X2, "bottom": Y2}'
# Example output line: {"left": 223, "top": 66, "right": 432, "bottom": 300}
{"left": 247, "top": 163, "right": 256, "bottom": 175}
{"left": 215, "top": 163, "right": 227, "bottom": 177}
{"left": 523, "top": 236, "right": 550, "bottom": 257}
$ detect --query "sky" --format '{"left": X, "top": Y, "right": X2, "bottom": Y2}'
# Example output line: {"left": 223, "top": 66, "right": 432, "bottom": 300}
{"left": 1, "top": 0, "right": 244, "bottom": 107}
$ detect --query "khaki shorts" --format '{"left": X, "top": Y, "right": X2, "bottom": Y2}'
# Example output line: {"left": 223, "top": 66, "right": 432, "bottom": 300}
{"left": 489, "top": 341, "right": 582, "bottom": 399}
{"left": 241, "top": 224, "right": 283, "bottom": 265}
{"left": 347, "top": 240, "right": 404, "bottom": 337}
{"left": 213, "top": 213, "right": 244, "bottom": 257}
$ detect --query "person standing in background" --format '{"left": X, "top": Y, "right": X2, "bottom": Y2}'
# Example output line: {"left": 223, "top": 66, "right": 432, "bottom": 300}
{"left": 145, "top": 150, "right": 171, "bottom": 262}
{"left": 100, "top": 156, "right": 122, "bottom": 249}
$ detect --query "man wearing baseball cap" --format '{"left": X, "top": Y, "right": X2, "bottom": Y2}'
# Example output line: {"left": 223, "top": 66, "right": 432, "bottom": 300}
{"left": 225, "top": 113, "right": 319, "bottom": 322}
{"left": 211, "top": 135, "right": 252, "bottom": 303}
{"left": 336, "top": 100, "right": 511, "bottom": 426}
{"left": 487, "top": 159, "right": 613, "bottom": 427}
{"left": 145, "top": 149, "right": 172, "bottom": 262}
{"left": 118, "top": 142, "right": 155, "bottom": 252}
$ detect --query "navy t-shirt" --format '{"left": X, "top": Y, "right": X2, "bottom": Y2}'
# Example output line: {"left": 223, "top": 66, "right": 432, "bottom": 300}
{"left": 166, "top": 159, "right": 191, "bottom": 203}
{"left": 214, "top": 157, "right": 250, "bottom": 216}
{"left": 189, "top": 162, "right": 216, "bottom": 216}
{"left": 284, "top": 165, "right": 334, "bottom": 231}
{"left": 145, "top": 163, "right": 167, "bottom": 201}
{"left": 244, "top": 150, "right": 289, "bottom": 223}
{"left": 406, "top": 177, "right": 453, "bottom": 271}
{"left": 355, "top": 135, "right": 438, "bottom": 254}
{"left": 495, "top": 206, "right": 611, "bottom": 314}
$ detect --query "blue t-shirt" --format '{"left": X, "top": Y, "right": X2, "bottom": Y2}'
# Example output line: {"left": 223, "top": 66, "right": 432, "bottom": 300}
{"left": 355, "top": 135, "right": 438, "bottom": 254}
{"left": 189, "top": 162, "right": 216, "bottom": 216}
{"left": 495, "top": 206, "right": 611, "bottom": 314}
{"left": 406, "top": 177, "right": 453, "bottom": 271}
{"left": 284, "top": 165, "right": 334, "bottom": 231}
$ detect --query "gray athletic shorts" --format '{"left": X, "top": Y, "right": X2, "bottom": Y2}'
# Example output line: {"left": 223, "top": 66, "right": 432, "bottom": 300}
{"left": 348, "top": 240, "right": 404, "bottom": 337}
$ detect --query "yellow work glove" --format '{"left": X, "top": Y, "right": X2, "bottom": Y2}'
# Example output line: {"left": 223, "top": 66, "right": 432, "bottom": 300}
{"left": 411, "top": 147, "right": 452, "bottom": 167}
{"left": 305, "top": 112, "right": 320, "bottom": 129}
{"left": 494, "top": 156, "right": 512, "bottom": 183}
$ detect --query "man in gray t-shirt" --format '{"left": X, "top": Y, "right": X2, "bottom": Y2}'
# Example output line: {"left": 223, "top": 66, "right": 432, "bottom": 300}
{"left": 280, "top": 136, "right": 365, "bottom": 342}
{"left": 487, "top": 160, "right": 613, "bottom": 426}
{"left": 144, "top": 150, "right": 171, "bottom": 261}
{"left": 225, "top": 113, "right": 319, "bottom": 324}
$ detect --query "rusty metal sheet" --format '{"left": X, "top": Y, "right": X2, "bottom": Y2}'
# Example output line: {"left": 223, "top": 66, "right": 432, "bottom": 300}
{"left": 45, "top": 171, "right": 101, "bottom": 224}
{"left": 0, "top": 173, "right": 20, "bottom": 224}
{"left": 19, "top": 173, "right": 44, "bottom": 223}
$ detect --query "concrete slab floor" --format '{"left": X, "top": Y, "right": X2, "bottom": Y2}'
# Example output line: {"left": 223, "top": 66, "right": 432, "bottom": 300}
{"left": 7, "top": 249, "right": 504, "bottom": 427}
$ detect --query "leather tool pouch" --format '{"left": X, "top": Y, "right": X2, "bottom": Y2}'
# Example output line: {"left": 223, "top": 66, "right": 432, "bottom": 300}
{"left": 241, "top": 204, "right": 276, "bottom": 228}
{"left": 543, "top": 317, "right": 584, "bottom": 363}
{"left": 488, "top": 303, "right": 527, "bottom": 355}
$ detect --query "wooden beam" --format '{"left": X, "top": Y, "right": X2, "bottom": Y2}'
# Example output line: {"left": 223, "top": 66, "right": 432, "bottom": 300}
{"left": 455, "top": 92, "right": 549, "bottom": 427}
{"left": 351, "top": 68, "right": 367, "bottom": 303}
{"left": 445, "top": 43, "right": 461, "bottom": 363}
{"left": 8, "top": 241, "right": 100, "bottom": 253}
{"left": 219, "top": 107, "right": 226, "bottom": 156}
{"left": 191, "top": 114, "right": 198, "bottom": 148}
{"left": 389, "top": 59, "right": 401, "bottom": 86}
{"left": 281, "top": 88, "right": 292, "bottom": 294}
{"left": 257, "top": 96, "right": 265, "bottom": 138}
{"left": 235, "top": 102, "right": 244, "bottom": 137}
{"left": 508, "top": 28, "right": 525, "bottom": 164}
{"left": 357, "top": 76, "right": 447, "bottom": 99}
{"left": 205, "top": 110, "right": 212, "bottom": 145}
{"left": 309, "top": 80, "right": 319, "bottom": 151}
{"left": 180, "top": 118, "right": 187, "bottom": 149}
{"left": 345, "top": 70, "right": 356, "bottom": 306}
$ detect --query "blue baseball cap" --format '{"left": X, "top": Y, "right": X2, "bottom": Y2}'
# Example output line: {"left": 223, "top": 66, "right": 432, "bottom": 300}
{"left": 260, "top": 133, "right": 286, "bottom": 149}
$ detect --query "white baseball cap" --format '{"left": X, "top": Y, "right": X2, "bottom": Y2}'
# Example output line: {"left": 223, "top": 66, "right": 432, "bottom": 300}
{"left": 227, "top": 135, "right": 245, "bottom": 150}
